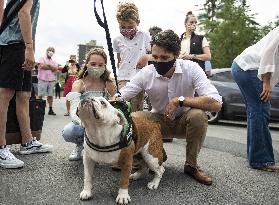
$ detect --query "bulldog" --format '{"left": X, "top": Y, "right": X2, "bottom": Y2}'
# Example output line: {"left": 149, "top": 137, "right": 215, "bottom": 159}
{"left": 77, "top": 96, "right": 165, "bottom": 204}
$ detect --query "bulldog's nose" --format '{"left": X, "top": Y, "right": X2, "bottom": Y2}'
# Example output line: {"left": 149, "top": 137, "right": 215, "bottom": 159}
{"left": 80, "top": 97, "right": 95, "bottom": 106}
{"left": 80, "top": 98, "right": 90, "bottom": 106}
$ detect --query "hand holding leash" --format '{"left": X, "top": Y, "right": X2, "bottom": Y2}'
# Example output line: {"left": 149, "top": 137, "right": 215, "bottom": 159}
{"left": 111, "top": 93, "right": 123, "bottom": 101}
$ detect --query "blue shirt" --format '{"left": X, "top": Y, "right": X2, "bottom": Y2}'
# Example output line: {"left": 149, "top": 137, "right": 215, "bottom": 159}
{"left": 0, "top": 0, "right": 40, "bottom": 45}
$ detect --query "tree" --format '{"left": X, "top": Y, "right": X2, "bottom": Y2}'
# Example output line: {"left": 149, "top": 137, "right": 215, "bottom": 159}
{"left": 199, "top": 0, "right": 261, "bottom": 68}
{"left": 198, "top": 0, "right": 221, "bottom": 33}
{"left": 260, "top": 15, "right": 279, "bottom": 36}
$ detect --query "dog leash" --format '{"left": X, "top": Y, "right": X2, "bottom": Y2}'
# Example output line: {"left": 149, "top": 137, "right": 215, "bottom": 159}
{"left": 93, "top": 0, "right": 120, "bottom": 95}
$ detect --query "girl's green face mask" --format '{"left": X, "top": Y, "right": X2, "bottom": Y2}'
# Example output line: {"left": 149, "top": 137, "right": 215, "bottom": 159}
{"left": 87, "top": 65, "right": 105, "bottom": 78}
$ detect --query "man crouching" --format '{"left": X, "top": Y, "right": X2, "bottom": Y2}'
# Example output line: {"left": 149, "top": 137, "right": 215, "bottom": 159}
{"left": 114, "top": 29, "right": 222, "bottom": 185}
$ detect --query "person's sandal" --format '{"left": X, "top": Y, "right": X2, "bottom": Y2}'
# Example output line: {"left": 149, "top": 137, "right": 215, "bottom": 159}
{"left": 64, "top": 112, "right": 70, "bottom": 116}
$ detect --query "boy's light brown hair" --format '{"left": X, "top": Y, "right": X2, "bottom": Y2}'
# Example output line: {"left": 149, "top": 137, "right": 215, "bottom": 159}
{"left": 116, "top": 2, "right": 139, "bottom": 23}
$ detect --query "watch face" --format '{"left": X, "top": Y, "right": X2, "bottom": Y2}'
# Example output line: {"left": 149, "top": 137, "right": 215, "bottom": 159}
{"left": 178, "top": 96, "right": 184, "bottom": 107}
{"left": 178, "top": 96, "right": 184, "bottom": 101}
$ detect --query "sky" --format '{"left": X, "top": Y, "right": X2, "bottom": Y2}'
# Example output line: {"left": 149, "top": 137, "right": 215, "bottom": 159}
{"left": 4, "top": 0, "right": 279, "bottom": 67}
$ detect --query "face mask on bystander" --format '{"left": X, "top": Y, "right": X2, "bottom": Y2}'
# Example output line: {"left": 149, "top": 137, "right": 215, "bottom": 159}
{"left": 120, "top": 28, "right": 137, "bottom": 39}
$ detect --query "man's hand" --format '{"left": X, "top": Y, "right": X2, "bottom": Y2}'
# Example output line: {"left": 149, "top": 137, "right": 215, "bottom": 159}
{"left": 22, "top": 46, "right": 35, "bottom": 71}
{"left": 111, "top": 94, "right": 122, "bottom": 101}
{"left": 46, "top": 65, "right": 58, "bottom": 72}
{"left": 51, "top": 65, "right": 58, "bottom": 72}
{"left": 164, "top": 97, "right": 179, "bottom": 120}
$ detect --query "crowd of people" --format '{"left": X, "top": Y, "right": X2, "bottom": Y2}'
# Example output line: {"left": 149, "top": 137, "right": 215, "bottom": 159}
{"left": 0, "top": 0, "right": 278, "bottom": 188}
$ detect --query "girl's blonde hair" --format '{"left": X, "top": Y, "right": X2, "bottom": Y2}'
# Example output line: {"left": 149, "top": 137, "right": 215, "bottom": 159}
{"left": 78, "top": 48, "right": 111, "bottom": 82}
{"left": 116, "top": 2, "right": 139, "bottom": 23}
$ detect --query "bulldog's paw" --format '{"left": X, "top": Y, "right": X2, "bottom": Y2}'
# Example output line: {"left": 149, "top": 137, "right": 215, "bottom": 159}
{"left": 147, "top": 166, "right": 164, "bottom": 190}
{"left": 116, "top": 188, "right": 131, "bottom": 205}
{"left": 80, "top": 189, "right": 93, "bottom": 200}
{"left": 129, "top": 172, "right": 141, "bottom": 180}
{"left": 147, "top": 180, "right": 160, "bottom": 190}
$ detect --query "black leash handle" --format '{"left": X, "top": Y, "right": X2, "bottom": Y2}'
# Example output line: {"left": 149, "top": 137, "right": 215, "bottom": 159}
{"left": 93, "top": 0, "right": 120, "bottom": 94}
{"left": 0, "top": 0, "right": 28, "bottom": 35}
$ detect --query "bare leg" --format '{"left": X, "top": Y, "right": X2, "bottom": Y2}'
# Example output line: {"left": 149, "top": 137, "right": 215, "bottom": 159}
{"left": 47, "top": 96, "right": 56, "bottom": 115}
{"left": 16, "top": 91, "right": 32, "bottom": 144}
{"left": 66, "top": 100, "right": 70, "bottom": 113}
{"left": 47, "top": 96, "right": 53, "bottom": 107}
{"left": 0, "top": 88, "right": 15, "bottom": 145}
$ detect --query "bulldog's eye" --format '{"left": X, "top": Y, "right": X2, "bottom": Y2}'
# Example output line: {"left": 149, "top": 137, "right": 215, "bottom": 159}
{"left": 100, "top": 101, "right": 106, "bottom": 106}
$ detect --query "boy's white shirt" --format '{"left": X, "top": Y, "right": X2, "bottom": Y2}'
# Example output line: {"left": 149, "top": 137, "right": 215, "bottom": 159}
{"left": 113, "top": 30, "right": 151, "bottom": 81}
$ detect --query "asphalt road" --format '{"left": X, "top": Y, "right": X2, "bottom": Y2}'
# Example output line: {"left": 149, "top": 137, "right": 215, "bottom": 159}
{"left": 1, "top": 98, "right": 279, "bottom": 205}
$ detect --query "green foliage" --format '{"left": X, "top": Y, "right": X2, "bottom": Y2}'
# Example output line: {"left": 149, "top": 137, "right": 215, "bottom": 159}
{"left": 260, "top": 15, "right": 279, "bottom": 36}
{"left": 199, "top": 0, "right": 262, "bottom": 68}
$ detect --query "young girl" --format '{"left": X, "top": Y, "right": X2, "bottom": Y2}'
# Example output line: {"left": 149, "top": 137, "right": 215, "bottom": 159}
{"left": 113, "top": 2, "right": 151, "bottom": 112}
{"left": 62, "top": 48, "right": 116, "bottom": 161}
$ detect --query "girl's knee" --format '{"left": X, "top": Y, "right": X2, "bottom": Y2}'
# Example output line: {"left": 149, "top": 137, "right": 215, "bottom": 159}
{"left": 62, "top": 128, "right": 72, "bottom": 142}
{"left": 62, "top": 123, "right": 76, "bottom": 142}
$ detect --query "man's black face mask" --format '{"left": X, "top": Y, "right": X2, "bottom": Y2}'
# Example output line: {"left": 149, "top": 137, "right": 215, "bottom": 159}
{"left": 153, "top": 58, "right": 176, "bottom": 75}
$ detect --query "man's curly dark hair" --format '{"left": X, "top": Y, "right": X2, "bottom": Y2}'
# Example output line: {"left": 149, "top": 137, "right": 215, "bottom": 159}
{"left": 151, "top": 30, "right": 181, "bottom": 56}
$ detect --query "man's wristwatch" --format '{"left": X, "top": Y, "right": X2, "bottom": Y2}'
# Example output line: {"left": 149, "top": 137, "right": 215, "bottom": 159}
{"left": 193, "top": 54, "right": 197, "bottom": 59}
{"left": 178, "top": 96, "right": 185, "bottom": 107}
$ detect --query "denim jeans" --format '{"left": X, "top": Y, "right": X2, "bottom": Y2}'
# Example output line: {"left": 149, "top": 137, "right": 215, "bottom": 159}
{"left": 62, "top": 122, "right": 84, "bottom": 145}
{"left": 231, "top": 62, "right": 275, "bottom": 168}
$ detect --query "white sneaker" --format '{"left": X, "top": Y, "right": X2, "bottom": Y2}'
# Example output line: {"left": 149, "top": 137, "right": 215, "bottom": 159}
{"left": 19, "top": 138, "right": 53, "bottom": 155}
{"left": 69, "top": 144, "right": 83, "bottom": 161}
{"left": 0, "top": 147, "right": 24, "bottom": 169}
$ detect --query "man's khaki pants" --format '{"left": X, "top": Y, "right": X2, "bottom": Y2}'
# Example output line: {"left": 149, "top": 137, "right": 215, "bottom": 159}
{"left": 118, "top": 80, "right": 144, "bottom": 112}
{"left": 131, "top": 109, "right": 208, "bottom": 167}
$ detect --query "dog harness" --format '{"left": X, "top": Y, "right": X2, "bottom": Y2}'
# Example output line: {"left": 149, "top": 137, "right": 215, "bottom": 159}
{"left": 84, "top": 101, "right": 134, "bottom": 152}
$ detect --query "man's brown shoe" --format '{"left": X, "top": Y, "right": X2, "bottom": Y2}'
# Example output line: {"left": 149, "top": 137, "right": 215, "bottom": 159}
{"left": 184, "top": 164, "right": 213, "bottom": 185}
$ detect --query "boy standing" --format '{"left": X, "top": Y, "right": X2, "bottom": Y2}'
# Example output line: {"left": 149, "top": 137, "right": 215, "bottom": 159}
{"left": 113, "top": 2, "right": 151, "bottom": 112}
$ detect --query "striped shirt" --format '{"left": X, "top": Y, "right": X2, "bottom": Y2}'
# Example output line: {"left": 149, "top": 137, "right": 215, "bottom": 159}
{"left": 0, "top": 0, "right": 40, "bottom": 45}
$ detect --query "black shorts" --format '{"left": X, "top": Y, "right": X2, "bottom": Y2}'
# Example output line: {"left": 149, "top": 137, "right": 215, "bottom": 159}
{"left": 0, "top": 43, "right": 32, "bottom": 91}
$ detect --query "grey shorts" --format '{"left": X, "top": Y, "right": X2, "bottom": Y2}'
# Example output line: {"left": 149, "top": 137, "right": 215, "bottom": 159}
{"left": 38, "top": 80, "right": 55, "bottom": 97}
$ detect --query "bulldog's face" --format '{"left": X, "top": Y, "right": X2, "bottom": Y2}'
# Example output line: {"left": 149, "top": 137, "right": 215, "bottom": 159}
{"left": 77, "top": 96, "right": 122, "bottom": 127}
